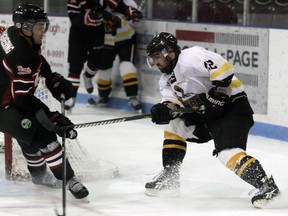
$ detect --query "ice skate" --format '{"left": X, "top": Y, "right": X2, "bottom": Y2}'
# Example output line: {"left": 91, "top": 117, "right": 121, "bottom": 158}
{"left": 88, "top": 97, "right": 108, "bottom": 108}
{"left": 145, "top": 165, "right": 180, "bottom": 197}
{"left": 31, "top": 170, "right": 62, "bottom": 189}
{"left": 128, "top": 96, "right": 142, "bottom": 113}
{"left": 83, "top": 73, "right": 93, "bottom": 94}
{"left": 67, "top": 176, "right": 89, "bottom": 199}
{"left": 251, "top": 176, "right": 280, "bottom": 208}
{"left": 64, "top": 97, "right": 76, "bottom": 111}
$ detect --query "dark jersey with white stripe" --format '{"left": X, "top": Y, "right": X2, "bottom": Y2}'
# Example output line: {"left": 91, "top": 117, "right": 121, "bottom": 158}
{"left": 67, "top": 0, "right": 103, "bottom": 28}
{"left": 67, "top": 0, "right": 128, "bottom": 28}
{"left": 0, "top": 26, "right": 50, "bottom": 114}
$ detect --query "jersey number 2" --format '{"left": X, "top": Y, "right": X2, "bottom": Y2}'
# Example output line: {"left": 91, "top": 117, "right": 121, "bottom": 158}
{"left": 204, "top": 60, "right": 217, "bottom": 70}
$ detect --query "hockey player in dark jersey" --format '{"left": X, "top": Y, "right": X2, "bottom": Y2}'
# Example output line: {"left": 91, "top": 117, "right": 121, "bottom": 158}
{"left": 144, "top": 32, "right": 280, "bottom": 208}
{"left": 0, "top": 3, "right": 88, "bottom": 199}
{"left": 65, "top": 0, "right": 142, "bottom": 110}
{"left": 84, "top": 0, "right": 142, "bottom": 112}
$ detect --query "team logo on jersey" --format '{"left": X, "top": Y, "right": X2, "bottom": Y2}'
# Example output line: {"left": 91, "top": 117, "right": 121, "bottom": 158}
{"left": 174, "top": 85, "right": 194, "bottom": 99}
{"left": 168, "top": 72, "right": 177, "bottom": 84}
{"left": 17, "top": 66, "right": 32, "bottom": 75}
{"left": 21, "top": 118, "right": 32, "bottom": 129}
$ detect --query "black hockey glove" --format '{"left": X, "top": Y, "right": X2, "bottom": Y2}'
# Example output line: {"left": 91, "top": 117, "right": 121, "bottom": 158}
{"left": 103, "top": 11, "right": 122, "bottom": 29}
{"left": 124, "top": 7, "right": 142, "bottom": 22}
{"left": 150, "top": 102, "right": 180, "bottom": 124}
{"left": 45, "top": 72, "right": 73, "bottom": 102}
{"left": 48, "top": 111, "right": 78, "bottom": 139}
{"left": 201, "top": 88, "right": 229, "bottom": 119}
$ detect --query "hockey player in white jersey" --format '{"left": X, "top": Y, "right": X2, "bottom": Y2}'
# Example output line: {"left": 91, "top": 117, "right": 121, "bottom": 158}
{"left": 145, "top": 32, "right": 280, "bottom": 208}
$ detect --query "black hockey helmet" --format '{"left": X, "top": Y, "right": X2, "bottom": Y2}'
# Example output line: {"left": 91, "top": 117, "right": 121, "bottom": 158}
{"left": 146, "top": 32, "right": 180, "bottom": 68}
{"left": 13, "top": 3, "right": 49, "bottom": 33}
{"left": 146, "top": 32, "right": 180, "bottom": 57}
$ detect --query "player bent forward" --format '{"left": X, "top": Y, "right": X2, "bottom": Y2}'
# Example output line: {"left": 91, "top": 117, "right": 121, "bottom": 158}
{"left": 144, "top": 32, "right": 280, "bottom": 208}
{"left": 0, "top": 4, "right": 88, "bottom": 199}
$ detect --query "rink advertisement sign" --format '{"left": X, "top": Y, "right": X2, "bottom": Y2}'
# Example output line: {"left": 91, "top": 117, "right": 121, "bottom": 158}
{"left": 169, "top": 25, "right": 268, "bottom": 114}
{"left": 41, "top": 17, "right": 70, "bottom": 77}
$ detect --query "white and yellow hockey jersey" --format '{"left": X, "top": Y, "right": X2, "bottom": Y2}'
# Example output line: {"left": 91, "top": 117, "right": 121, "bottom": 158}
{"left": 104, "top": 0, "right": 137, "bottom": 46}
{"left": 159, "top": 46, "right": 245, "bottom": 107}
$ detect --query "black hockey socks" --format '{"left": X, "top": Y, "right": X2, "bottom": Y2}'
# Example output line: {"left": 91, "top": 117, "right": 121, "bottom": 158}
{"left": 162, "top": 131, "right": 187, "bottom": 168}
{"left": 234, "top": 155, "right": 267, "bottom": 188}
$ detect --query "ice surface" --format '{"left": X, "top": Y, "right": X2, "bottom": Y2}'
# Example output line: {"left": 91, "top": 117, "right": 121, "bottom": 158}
{"left": 0, "top": 104, "right": 287, "bottom": 216}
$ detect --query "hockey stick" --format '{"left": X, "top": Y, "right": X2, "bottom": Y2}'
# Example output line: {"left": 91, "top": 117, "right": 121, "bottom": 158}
{"left": 36, "top": 107, "right": 196, "bottom": 132}
{"left": 55, "top": 95, "right": 67, "bottom": 216}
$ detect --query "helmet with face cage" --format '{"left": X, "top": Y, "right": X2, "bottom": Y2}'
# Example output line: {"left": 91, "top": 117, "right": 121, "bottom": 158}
{"left": 146, "top": 32, "right": 181, "bottom": 69}
{"left": 146, "top": 32, "right": 180, "bottom": 57}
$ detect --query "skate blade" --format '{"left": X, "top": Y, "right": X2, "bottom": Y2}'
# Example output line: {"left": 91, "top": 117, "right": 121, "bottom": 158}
{"left": 252, "top": 193, "right": 281, "bottom": 209}
{"left": 79, "top": 196, "right": 90, "bottom": 203}
{"left": 144, "top": 188, "right": 180, "bottom": 197}
{"left": 64, "top": 108, "right": 73, "bottom": 115}
{"left": 68, "top": 196, "right": 90, "bottom": 205}
{"left": 87, "top": 97, "right": 97, "bottom": 105}
{"left": 87, "top": 98, "right": 108, "bottom": 108}
{"left": 253, "top": 199, "right": 269, "bottom": 209}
